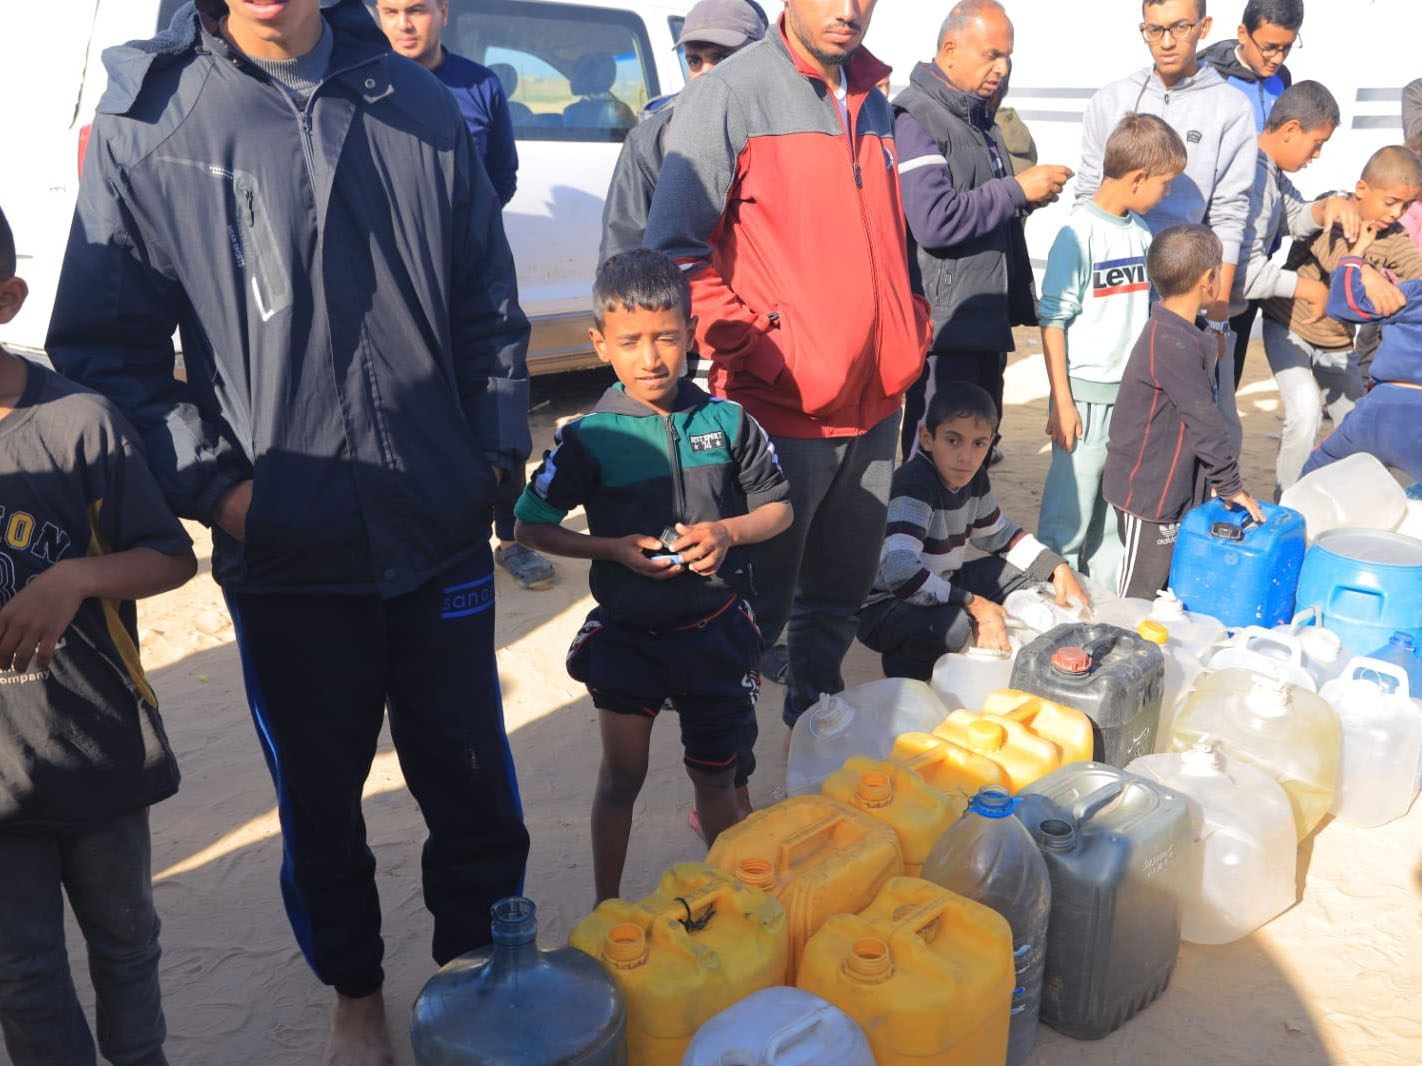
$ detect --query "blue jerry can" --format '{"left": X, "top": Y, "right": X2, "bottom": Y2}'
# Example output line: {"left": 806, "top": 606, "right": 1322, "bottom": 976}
{"left": 1168, "top": 500, "right": 1307, "bottom": 628}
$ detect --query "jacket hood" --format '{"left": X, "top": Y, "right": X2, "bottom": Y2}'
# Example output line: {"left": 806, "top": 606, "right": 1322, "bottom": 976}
{"left": 908, "top": 60, "right": 997, "bottom": 127}
{"left": 594, "top": 378, "right": 712, "bottom": 418}
{"left": 1199, "top": 39, "right": 1265, "bottom": 84}
{"left": 98, "top": 0, "right": 390, "bottom": 115}
{"left": 1122, "top": 61, "right": 1229, "bottom": 103}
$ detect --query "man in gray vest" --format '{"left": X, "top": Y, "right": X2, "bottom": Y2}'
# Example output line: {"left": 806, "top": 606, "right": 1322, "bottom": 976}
{"left": 894, "top": 0, "right": 1072, "bottom": 458}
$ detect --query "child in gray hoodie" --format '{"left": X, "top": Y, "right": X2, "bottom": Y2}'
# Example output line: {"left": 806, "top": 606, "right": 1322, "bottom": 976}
{"left": 1074, "top": 1, "right": 1256, "bottom": 444}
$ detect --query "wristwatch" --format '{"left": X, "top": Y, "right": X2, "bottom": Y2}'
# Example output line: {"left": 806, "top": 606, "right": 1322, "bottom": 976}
{"left": 1204, "top": 319, "right": 1230, "bottom": 334}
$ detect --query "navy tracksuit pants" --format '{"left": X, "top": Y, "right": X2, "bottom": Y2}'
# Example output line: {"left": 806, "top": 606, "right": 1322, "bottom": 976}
{"left": 226, "top": 545, "right": 528, "bottom": 998}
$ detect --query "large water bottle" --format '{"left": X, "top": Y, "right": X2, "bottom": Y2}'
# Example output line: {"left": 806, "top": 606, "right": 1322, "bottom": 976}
{"left": 921, "top": 787, "right": 1050, "bottom": 1066}
{"left": 1368, "top": 632, "right": 1422, "bottom": 696}
{"left": 411, "top": 898, "right": 627, "bottom": 1065}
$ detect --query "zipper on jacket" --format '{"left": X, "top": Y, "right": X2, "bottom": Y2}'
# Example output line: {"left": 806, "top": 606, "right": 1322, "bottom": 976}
{"left": 663, "top": 416, "right": 687, "bottom": 524}
{"left": 835, "top": 86, "right": 883, "bottom": 415}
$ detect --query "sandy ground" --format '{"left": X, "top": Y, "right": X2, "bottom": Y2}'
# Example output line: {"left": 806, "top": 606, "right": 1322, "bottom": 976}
{"left": 29, "top": 335, "right": 1422, "bottom": 1066}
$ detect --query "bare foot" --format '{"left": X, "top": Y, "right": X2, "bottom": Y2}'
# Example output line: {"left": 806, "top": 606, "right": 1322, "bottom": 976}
{"left": 325, "top": 991, "right": 395, "bottom": 1066}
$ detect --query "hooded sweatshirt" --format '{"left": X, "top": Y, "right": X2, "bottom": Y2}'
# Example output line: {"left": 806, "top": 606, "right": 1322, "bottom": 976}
{"left": 1075, "top": 64, "right": 1257, "bottom": 263}
{"left": 1200, "top": 40, "right": 1292, "bottom": 133}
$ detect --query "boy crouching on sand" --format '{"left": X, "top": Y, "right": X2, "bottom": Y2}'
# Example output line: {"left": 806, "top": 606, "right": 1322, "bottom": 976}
{"left": 515, "top": 250, "right": 791, "bottom": 902}
{"left": 858, "top": 382, "right": 1087, "bottom": 682}
{"left": 0, "top": 206, "right": 196, "bottom": 1065}
{"left": 1105, "top": 224, "right": 1264, "bottom": 599}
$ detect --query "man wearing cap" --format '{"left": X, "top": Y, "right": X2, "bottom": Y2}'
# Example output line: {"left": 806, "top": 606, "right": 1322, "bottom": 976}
{"left": 645, "top": 0, "right": 932, "bottom": 737}
{"left": 598, "top": 0, "right": 768, "bottom": 263}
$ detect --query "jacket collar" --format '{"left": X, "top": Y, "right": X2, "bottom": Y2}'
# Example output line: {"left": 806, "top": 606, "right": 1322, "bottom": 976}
{"left": 98, "top": 0, "right": 391, "bottom": 115}
{"left": 909, "top": 60, "right": 996, "bottom": 127}
{"left": 595, "top": 378, "right": 710, "bottom": 418}
{"left": 1200, "top": 39, "right": 1269, "bottom": 85}
{"left": 771, "top": 13, "right": 890, "bottom": 95}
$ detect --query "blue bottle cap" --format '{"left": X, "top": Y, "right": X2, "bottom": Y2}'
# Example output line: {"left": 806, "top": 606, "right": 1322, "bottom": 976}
{"left": 969, "top": 786, "right": 1017, "bottom": 818}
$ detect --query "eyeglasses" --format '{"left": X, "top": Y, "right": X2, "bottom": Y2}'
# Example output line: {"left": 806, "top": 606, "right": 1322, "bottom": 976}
{"left": 1139, "top": 20, "right": 1201, "bottom": 44}
{"left": 1246, "top": 29, "right": 1300, "bottom": 59}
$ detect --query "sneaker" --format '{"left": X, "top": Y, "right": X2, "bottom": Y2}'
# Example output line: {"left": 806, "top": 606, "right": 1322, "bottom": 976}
{"left": 495, "top": 543, "right": 556, "bottom": 590}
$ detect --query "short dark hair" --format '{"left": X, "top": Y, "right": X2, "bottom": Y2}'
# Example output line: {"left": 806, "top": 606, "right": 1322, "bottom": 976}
{"left": 592, "top": 249, "right": 691, "bottom": 329}
{"left": 1143, "top": 0, "right": 1205, "bottom": 19}
{"left": 1361, "top": 145, "right": 1422, "bottom": 189}
{"left": 1148, "top": 223, "right": 1222, "bottom": 298}
{"left": 0, "top": 206, "right": 14, "bottom": 280}
{"left": 1243, "top": 0, "right": 1304, "bottom": 33}
{"left": 924, "top": 381, "right": 1000, "bottom": 434}
{"left": 1264, "top": 80, "right": 1339, "bottom": 134}
{"left": 1103, "top": 114, "right": 1188, "bottom": 179}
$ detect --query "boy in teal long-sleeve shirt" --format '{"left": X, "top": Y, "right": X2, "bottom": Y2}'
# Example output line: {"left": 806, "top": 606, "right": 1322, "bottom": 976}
{"left": 1037, "top": 115, "right": 1186, "bottom": 588}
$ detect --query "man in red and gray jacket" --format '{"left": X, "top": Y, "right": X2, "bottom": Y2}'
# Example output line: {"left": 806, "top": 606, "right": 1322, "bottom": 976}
{"left": 646, "top": 0, "right": 931, "bottom": 731}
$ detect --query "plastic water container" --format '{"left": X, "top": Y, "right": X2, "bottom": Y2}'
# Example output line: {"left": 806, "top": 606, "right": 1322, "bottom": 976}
{"left": 1279, "top": 452, "right": 1409, "bottom": 540}
{"left": 1014, "top": 764, "right": 1191, "bottom": 1040}
{"left": 1274, "top": 609, "right": 1347, "bottom": 689}
{"left": 1367, "top": 632, "right": 1422, "bottom": 696}
{"left": 786, "top": 680, "right": 949, "bottom": 797}
{"left": 934, "top": 710, "right": 1063, "bottom": 792}
{"left": 1397, "top": 500, "right": 1422, "bottom": 541}
{"left": 932, "top": 646, "right": 1016, "bottom": 712}
{"left": 820, "top": 757, "right": 961, "bottom": 876}
{"left": 1003, "top": 583, "right": 1087, "bottom": 635}
{"left": 978, "top": 690, "right": 1095, "bottom": 766}
{"left": 706, "top": 796, "right": 903, "bottom": 982}
{"left": 569, "top": 865, "right": 788, "bottom": 1066}
{"left": 1320, "top": 658, "right": 1422, "bottom": 827}
{"left": 1295, "top": 529, "right": 1422, "bottom": 655}
{"left": 681, "top": 987, "right": 874, "bottom": 1066}
{"left": 921, "top": 788, "right": 1050, "bottom": 1066}
{"left": 797, "top": 877, "right": 1013, "bottom": 1066}
{"left": 413, "top": 897, "right": 627, "bottom": 1065}
{"left": 1203, "top": 628, "right": 1318, "bottom": 691}
{"left": 1126, "top": 745, "right": 1297, "bottom": 945}
{"left": 1169, "top": 500, "right": 1308, "bottom": 628}
{"left": 1009, "top": 624, "right": 1165, "bottom": 766}
{"left": 890, "top": 731, "right": 1010, "bottom": 803}
{"left": 1168, "top": 670, "right": 1340, "bottom": 839}
{"left": 1093, "top": 589, "right": 1228, "bottom": 663}
{"left": 1126, "top": 621, "right": 1201, "bottom": 747}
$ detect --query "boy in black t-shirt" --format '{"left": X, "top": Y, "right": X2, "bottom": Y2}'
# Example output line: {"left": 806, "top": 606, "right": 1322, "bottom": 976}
{"left": 0, "top": 207, "right": 196, "bottom": 1065}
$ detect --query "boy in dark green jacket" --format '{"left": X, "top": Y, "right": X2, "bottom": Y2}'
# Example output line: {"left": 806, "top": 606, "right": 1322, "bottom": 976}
{"left": 516, "top": 251, "right": 792, "bottom": 902}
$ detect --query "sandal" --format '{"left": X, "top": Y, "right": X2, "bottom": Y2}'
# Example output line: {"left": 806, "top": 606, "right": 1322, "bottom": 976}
{"left": 495, "top": 543, "right": 557, "bottom": 591}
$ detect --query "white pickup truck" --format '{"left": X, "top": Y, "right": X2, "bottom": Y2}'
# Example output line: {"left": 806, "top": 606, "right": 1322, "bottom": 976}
{"left": 0, "top": 0, "right": 696, "bottom": 371}
{"left": 0, "top": 0, "right": 1415, "bottom": 367}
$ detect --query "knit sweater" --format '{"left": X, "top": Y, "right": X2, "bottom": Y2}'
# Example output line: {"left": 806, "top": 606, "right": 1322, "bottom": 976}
{"left": 865, "top": 453, "right": 1063, "bottom": 609}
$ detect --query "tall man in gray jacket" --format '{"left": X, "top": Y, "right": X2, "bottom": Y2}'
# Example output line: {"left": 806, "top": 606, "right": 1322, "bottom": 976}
{"left": 1076, "top": 0, "right": 1256, "bottom": 447}
{"left": 46, "top": 1, "right": 531, "bottom": 1061}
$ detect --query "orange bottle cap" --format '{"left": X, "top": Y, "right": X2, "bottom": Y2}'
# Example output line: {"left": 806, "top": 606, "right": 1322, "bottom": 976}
{"left": 967, "top": 718, "right": 1008, "bottom": 752}
{"left": 1051, "top": 647, "right": 1091, "bottom": 674}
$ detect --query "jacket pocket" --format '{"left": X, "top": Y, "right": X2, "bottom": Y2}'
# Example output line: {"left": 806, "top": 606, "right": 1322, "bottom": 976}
{"left": 741, "top": 309, "right": 791, "bottom": 386}
{"left": 232, "top": 175, "right": 293, "bottom": 323}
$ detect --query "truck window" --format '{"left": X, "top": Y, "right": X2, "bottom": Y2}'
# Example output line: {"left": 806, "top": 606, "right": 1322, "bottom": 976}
{"left": 447, "top": 0, "right": 658, "bottom": 142}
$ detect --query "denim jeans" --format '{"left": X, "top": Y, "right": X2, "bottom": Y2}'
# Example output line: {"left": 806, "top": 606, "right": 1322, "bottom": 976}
{"left": 750, "top": 413, "right": 900, "bottom": 725}
{"left": 1037, "top": 398, "right": 1122, "bottom": 590}
{"left": 1263, "top": 319, "right": 1363, "bottom": 495}
{"left": 0, "top": 809, "right": 167, "bottom": 1066}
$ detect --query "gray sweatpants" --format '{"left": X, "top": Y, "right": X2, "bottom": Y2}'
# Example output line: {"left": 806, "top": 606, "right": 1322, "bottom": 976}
{"left": 0, "top": 809, "right": 168, "bottom": 1066}
{"left": 750, "top": 413, "right": 900, "bottom": 725}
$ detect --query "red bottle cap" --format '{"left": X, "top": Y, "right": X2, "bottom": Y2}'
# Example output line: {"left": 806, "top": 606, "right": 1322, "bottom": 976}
{"left": 1051, "top": 647, "right": 1091, "bottom": 674}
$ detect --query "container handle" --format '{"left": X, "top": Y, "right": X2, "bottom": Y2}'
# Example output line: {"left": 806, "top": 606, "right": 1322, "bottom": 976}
{"left": 778, "top": 811, "right": 846, "bottom": 869}
{"left": 1210, "top": 508, "right": 1263, "bottom": 540}
{"left": 1079, "top": 634, "right": 1122, "bottom": 664}
{"left": 1341, "top": 656, "right": 1411, "bottom": 698}
{"left": 1238, "top": 627, "right": 1305, "bottom": 667}
{"left": 1072, "top": 780, "right": 1126, "bottom": 824}
{"left": 756, "top": 1008, "right": 843, "bottom": 1062}
{"left": 1287, "top": 607, "right": 1322, "bottom": 631}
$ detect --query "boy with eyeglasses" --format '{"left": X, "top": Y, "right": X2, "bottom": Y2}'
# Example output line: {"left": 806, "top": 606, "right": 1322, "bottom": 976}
{"left": 1201, "top": 0, "right": 1304, "bottom": 135}
{"left": 1076, "top": 0, "right": 1256, "bottom": 450}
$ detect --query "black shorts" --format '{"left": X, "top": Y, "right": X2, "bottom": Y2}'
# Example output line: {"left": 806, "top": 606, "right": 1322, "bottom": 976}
{"left": 567, "top": 598, "right": 763, "bottom": 785}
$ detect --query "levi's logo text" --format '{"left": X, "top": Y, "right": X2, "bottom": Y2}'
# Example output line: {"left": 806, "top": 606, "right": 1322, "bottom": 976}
{"left": 688, "top": 431, "right": 728, "bottom": 453}
{"left": 1092, "top": 256, "right": 1149, "bottom": 298}
{"left": 440, "top": 574, "right": 494, "bottom": 621}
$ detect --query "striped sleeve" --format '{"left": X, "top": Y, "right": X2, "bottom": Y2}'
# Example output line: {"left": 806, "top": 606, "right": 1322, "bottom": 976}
{"left": 880, "top": 492, "right": 961, "bottom": 606}
{"left": 969, "top": 477, "right": 1066, "bottom": 580}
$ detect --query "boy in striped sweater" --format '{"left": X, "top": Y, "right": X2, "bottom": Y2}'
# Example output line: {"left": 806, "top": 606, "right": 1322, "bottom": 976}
{"left": 858, "top": 383, "right": 1087, "bottom": 681}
